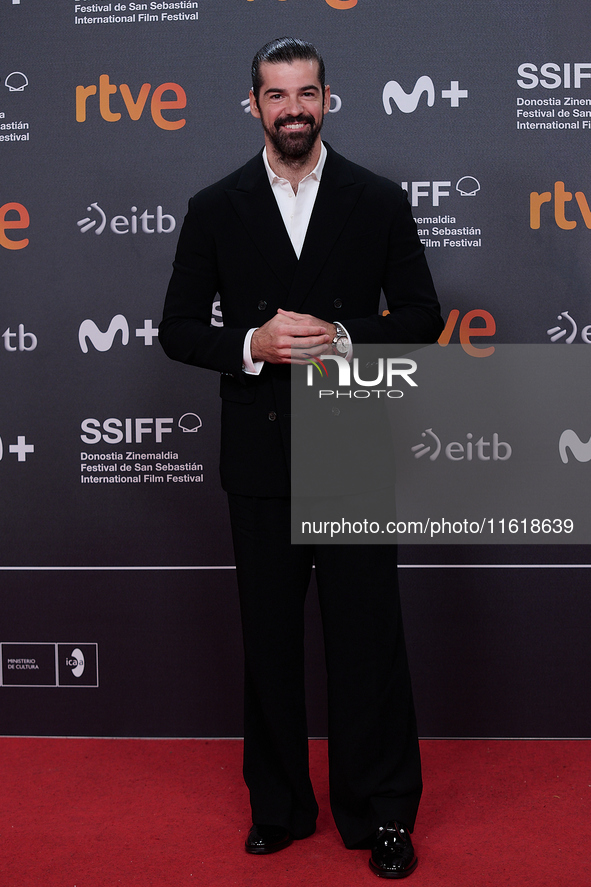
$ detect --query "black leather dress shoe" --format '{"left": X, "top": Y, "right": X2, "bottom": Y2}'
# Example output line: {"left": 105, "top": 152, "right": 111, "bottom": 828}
{"left": 245, "top": 824, "right": 293, "bottom": 855}
{"left": 369, "top": 821, "right": 417, "bottom": 879}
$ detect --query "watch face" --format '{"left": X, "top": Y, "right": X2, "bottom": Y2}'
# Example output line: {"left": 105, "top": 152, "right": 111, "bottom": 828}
{"left": 336, "top": 337, "right": 350, "bottom": 354}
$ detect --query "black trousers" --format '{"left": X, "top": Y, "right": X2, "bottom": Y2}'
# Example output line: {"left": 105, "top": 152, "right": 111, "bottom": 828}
{"left": 228, "top": 494, "right": 422, "bottom": 849}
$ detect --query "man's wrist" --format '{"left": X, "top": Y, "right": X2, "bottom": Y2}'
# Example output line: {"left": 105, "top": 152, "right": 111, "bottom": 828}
{"left": 243, "top": 328, "right": 264, "bottom": 374}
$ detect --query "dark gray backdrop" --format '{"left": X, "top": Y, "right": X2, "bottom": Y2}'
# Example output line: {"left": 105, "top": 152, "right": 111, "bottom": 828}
{"left": 2, "top": 0, "right": 590, "bottom": 737}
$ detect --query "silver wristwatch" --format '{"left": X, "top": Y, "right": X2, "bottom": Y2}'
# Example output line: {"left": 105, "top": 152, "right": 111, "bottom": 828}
{"left": 332, "top": 321, "right": 350, "bottom": 355}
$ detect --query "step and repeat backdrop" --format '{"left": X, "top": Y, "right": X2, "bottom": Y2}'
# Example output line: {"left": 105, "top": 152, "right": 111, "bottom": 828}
{"left": 3, "top": 0, "right": 591, "bottom": 738}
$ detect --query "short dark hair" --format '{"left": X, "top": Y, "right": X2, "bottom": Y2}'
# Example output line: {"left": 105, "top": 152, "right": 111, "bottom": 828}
{"left": 251, "top": 37, "right": 325, "bottom": 103}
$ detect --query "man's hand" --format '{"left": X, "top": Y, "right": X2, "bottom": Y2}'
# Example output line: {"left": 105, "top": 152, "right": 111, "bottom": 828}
{"left": 251, "top": 308, "right": 336, "bottom": 364}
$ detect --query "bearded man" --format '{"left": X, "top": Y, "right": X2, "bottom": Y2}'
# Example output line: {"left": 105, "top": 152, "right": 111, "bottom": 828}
{"left": 159, "top": 37, "right": 443, "bottom": 879}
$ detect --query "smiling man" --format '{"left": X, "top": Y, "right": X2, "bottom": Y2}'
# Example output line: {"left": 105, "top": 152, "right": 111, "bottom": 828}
{"left": 252, "top": 56, "right": 325, "bottom": 163}
{"left": 159, "top": 37, "right": 443, "bottom": 879}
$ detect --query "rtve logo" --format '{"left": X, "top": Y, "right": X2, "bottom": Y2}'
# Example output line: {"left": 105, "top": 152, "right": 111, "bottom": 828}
{"left": 438, "top": 309, "right": 496, "bottom": 358}
{"left": 78, "top": 315, "right": 158, "bottom": 352}
{"left": 383, "top": 75, "right": 468, "bottom": 114}
{"left": 412, "top": 428, "right": 512, "bottom": 462}
{"left": 382, "top": 307, "right": 496, "bottom": 357}
{"left": 530, "top": 182, "right": 591, "bottom": 229}
{"left": 76, "top": 75, "right": 186, "bottom": 130}
{"left": 1, "top": 200, "right": 29, "bottom": 250}
{"left": 77, "top": 202, "right": 176, "bottom": 235}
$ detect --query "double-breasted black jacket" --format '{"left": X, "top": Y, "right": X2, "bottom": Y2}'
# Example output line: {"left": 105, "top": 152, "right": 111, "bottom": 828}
{"left": 159, "top": 144, "right": 443, "bottom": 496}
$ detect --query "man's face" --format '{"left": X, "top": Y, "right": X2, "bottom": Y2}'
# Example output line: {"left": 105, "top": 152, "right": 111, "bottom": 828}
{"left": 250, "top": 59, "right": 330, "bottom": 161}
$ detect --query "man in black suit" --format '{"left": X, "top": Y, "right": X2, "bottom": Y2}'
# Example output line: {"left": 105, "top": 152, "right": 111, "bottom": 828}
{"left": 160, "top": 37, "right": 443, "bottom": 878}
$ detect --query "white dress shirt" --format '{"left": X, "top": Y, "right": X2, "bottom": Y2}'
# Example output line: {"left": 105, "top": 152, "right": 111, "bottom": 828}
{"left": 262, "top": 141, "right": 327, "bottom": 259}
{"left": 242, "top": 142, "right": 349, "bottom": 373}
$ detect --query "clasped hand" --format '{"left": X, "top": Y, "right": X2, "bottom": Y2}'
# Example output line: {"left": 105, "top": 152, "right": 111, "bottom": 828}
{"left": 251, "top": 308, "right": 336, "bottom": 364}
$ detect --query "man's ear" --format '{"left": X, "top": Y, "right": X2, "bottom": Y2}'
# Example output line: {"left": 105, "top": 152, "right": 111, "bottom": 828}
{"left": 249, "top": 88, "right": 261, "bottom": 119}
{"left": 323, "top": 85, "right": 331, "bottom": 115}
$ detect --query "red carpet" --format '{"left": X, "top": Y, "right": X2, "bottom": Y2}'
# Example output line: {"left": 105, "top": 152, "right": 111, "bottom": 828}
{"left": 0, "top": 738, "right": 590, "bottom": 886}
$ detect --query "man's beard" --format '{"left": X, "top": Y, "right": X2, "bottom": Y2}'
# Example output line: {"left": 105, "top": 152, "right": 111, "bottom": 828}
{"left": 263, "top": 113, "right": 323, "bottom": 164}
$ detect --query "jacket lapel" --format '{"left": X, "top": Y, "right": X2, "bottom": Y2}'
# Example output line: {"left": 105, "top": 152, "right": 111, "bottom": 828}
{"left": 225, "top": 146, "right": 366, "bottom": 312}
{"left": 225, "top": 152, "right": 298, "bottom": 301}
{"left": 287, "top": 145, "right": 365, "bottom": 311}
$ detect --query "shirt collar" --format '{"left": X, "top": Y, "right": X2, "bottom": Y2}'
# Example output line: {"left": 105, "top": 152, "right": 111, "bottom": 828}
{"left": 262, "top": 141, "right": 327, "bottom": 186}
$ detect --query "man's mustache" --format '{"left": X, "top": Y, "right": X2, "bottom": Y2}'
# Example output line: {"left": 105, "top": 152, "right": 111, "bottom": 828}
{"left": 274, "top": 114, "right": 315, "bottom": 131}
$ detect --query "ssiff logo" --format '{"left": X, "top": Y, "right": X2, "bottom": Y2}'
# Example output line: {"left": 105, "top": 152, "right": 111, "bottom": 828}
{"left": 80, "top": 414, "right": 202, "bottom": 444}
{"left": 518, "top": 63, "right": 591, "bottom": 90}
{"left": 4, "top": 72, "right": 28, "bottom": 91}
{"left": 400, "top": 177, "right": 480, "bottom": 207}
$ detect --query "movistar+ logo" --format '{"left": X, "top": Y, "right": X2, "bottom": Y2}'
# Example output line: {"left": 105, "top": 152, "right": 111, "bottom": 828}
{"left": 79, "top": 315, "right": 159, "bottom": 352}
{"left": 559, "top": 429, "right": 591, "bottom": 463}
{"left": 383, "top": 75, "right": 468, "bottom": 114}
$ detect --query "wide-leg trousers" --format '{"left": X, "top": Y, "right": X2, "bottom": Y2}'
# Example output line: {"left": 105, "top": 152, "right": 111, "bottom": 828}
{"left": 228, "top": 494, "right": 422, "bottom": 849}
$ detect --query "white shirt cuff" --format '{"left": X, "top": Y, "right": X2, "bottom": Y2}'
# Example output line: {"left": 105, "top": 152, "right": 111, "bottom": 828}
{"left": 242, "top": 328, "right": 264, "bottom": 375}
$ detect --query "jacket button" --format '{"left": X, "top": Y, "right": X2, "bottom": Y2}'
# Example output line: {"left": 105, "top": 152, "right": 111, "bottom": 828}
{"left": 258, "top": 300, "right": 268, "bottom": 311}
{"left": 268, "top": 411, "right": 277, "bottom": 421}
{"left": 333, "top": 298, "right": 342, "bottom": 308}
